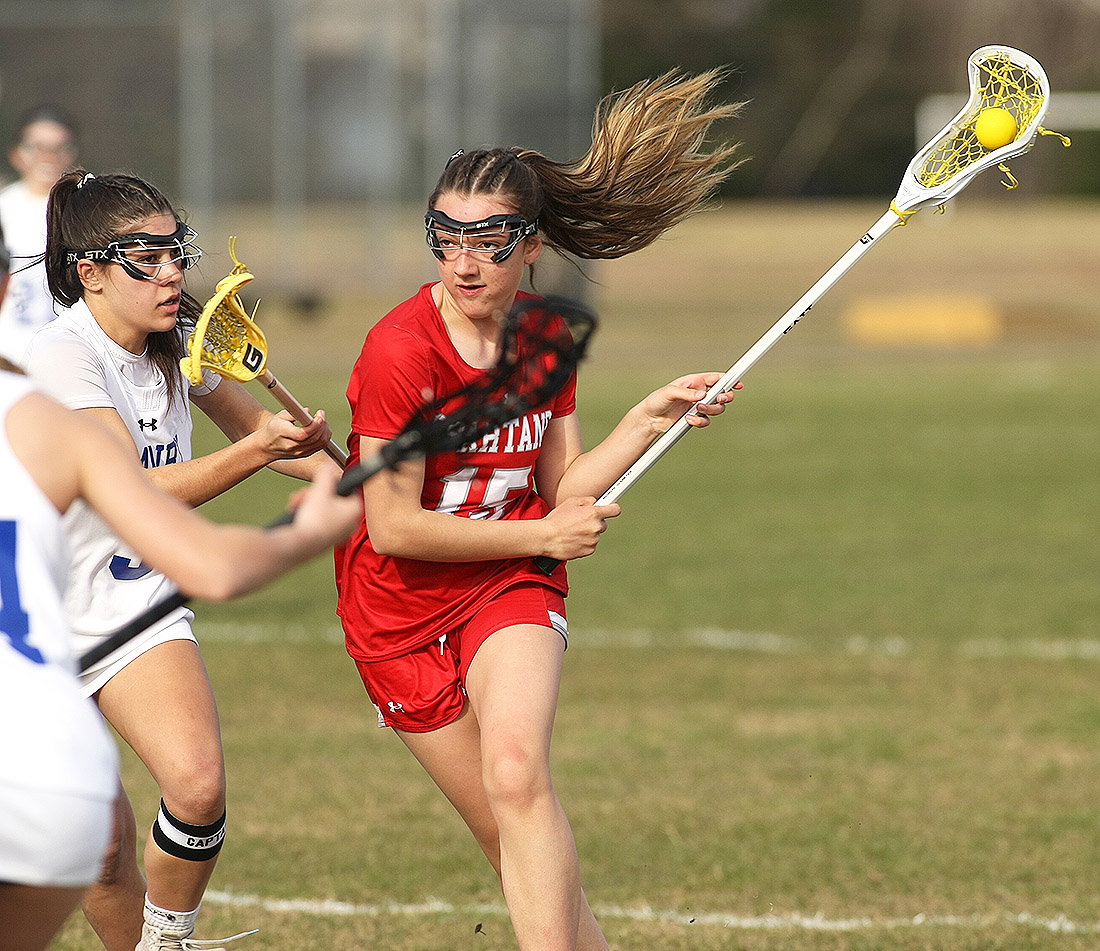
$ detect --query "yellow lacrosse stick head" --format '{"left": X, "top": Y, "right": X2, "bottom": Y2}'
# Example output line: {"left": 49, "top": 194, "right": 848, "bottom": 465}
{"left": 180, "top": 236, "right": 270, "bottom": 385}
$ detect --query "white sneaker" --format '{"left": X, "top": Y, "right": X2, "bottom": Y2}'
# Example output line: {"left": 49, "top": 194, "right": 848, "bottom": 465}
{"left": 137, "top": 925, "right": 258, "bottom": 951}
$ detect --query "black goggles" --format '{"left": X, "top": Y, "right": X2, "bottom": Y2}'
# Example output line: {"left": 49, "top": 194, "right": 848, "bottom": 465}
{"left": 65, "top": 219, "right": 203, "bottom": 282}
{"left": 424, "top": 209, "right": 538, "bottom": 263}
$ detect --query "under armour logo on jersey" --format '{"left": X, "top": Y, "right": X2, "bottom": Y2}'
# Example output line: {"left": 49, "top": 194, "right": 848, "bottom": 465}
{"left": 109, "top": 554, "right": 153, "bottom": 581}
{"left": 388, "top": 701, "right": 404, "bottom": 713}
{"left": 138, "top": 418, "right": 158, "bottom": 431}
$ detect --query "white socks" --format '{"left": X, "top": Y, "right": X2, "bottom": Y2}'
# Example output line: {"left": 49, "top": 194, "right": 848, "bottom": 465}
{"left": 143, "top": 896, "right": 200, "bottom": 938}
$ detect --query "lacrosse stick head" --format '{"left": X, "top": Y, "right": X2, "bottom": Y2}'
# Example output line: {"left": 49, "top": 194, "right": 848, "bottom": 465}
{"left": 378, "top": 296, "right": 596, "bottom": 470}
{"left": 180, "top": 236, "right": 270, "bottom": 385}
{"left": 894, "top": 46, "right": 1051, "bottom": 213}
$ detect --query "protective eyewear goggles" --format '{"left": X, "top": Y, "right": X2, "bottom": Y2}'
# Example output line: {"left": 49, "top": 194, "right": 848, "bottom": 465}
{"left": 425, "top": 209, "right": 538, "bottom": 263}
{"left": 65, "top": 220, "right": 203, "bottom": 282}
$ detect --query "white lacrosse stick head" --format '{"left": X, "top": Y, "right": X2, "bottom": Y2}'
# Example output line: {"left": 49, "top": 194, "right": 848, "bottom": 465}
{"left": 893, "top": 46, "right": 1051, "bottom": 213}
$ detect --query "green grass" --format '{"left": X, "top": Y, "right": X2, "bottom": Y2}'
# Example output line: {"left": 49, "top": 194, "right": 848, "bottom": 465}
{"left": 571, "top": 356, "right": 1100, "bottom": 644}
{"left": 52, "top": 200, "right": 1100, "bottom": 950}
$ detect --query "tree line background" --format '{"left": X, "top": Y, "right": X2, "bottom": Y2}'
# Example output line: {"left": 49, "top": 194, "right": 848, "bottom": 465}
{"left": 602, "top": 0, "right": 1100, "bottom": 197}
{"left": 1, "top": 0, "right": 1096, "bottom": 204}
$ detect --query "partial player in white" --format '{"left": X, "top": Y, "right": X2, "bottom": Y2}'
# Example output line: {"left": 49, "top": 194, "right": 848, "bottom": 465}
{"left": 0, "top": 105, "right": 78, "bottom": 364}
{"left": 0, "top": 221, "right": 361, "bottom": 951}
{"left": 24, "top": 170, "right": 346, "bottom": 951}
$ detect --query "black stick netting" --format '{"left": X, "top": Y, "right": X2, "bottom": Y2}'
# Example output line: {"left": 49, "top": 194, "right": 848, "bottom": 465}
{"left": 80, "top": 296, "right": 596, "bottom": 673}
{"left": 340, "top": 295, "right": 595, "bottom": 492}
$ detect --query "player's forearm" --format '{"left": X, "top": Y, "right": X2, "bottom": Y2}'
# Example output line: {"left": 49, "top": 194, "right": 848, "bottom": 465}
{"left": 268, "top": 452, "right": 341, "bottom": 482}
{"left": 367, "top": 507, "right": 546, "bottom": 563}
{"left": 142, "top": 438, "right": 272, "bottom": 506}
{"left": 150, "top": 524, "right": 328, "bottom": 600}
{"left": 550, "top": 403, "right": 659, "bottom": 503}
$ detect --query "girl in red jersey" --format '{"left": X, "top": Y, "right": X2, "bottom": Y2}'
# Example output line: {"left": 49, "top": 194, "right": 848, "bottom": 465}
{"left": 337, "top": 70, "right": 745, "bottom": 951}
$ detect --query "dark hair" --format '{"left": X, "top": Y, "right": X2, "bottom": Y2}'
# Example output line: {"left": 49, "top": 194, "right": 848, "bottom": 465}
{"left": 45, "top": 169, "right": 199, "bottom": 407}
{"left": 11, "top": 103, "right": 79, "bottom": 147}
{"left": 0, "top": 218, "right": 9, "bottom": 281}
{"left": 429, "top": 69, "right": 745, "bottom": 267}
{"left": 1, "top": 221, "right": 19, "bottom": 372}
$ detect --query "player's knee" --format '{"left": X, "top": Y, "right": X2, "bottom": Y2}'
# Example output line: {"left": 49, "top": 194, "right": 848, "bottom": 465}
{"left": 483, "top": 744, "right": 552, "bottom": 814}
{"left": 98, "top": 814, "right": 139, "bottom": 887}
{"left": 97, "top": 846, "right": 124, "bottom": 888}
{"left": 161, "top": 759, "right": 226, "bottom": 824}
{"left": 97, "top": 789, "right": 138, "bottom": 886}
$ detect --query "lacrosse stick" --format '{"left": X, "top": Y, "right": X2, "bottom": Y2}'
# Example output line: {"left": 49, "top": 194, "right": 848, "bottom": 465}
{"left": 80, "top": 296, "right": 595, "bottom": 673}
{"left": 535, "top": 44, "right": 1069, "bottom": 576}
{"left": 180, "top": 237, "right": 349, "bottom": 466}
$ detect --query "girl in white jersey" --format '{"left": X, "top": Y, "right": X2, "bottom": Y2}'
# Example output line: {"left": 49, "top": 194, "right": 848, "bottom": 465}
{"left": 0, "top": 360, "right": 360, "bottom": 951}
{"left": 23, "top": 170, "right": 345, "bottom": 951}
{"left": 0, "top": 105, "right": 78, "bottom": 364}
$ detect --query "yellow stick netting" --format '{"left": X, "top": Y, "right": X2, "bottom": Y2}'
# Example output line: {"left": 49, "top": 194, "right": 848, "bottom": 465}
{"left": 916, "top": 51, "right": 1046, "bottom": 188}
{"left": 181, "top": 237, "right": 269, "bottom": 384}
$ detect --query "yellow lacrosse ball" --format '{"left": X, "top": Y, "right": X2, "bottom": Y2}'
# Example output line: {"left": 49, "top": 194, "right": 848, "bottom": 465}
{"left": 974, "top": 108, "right": 1018, "bottom": 149}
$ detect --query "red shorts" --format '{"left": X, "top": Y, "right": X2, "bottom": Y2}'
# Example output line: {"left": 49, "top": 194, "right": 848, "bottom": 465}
{"left": 352, "top": 582, "right": 567, "bottom": 733}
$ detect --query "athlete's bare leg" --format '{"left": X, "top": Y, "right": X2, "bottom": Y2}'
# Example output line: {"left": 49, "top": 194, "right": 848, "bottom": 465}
{"left": 89, "top": 641, "right": 226, "bottom": 950}
{"left": 0, "top": 882, "right": 89, "bottom": 951}
{"left": 80, "top": 786, "right": 145, "bottom": 951}
{"left": 397, "top": 625, "right": 607, "bottom": 951}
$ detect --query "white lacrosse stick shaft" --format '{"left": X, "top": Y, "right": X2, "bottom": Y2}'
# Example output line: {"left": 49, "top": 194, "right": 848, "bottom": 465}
{"left": 259, "top": 369, "right": 349, "bottom": 467}
{"left": 595, "top": 44, "right": 1053, "bottom": 507}
{"left": 532, "top": 45, "right": 1057, "bottom": 575}
{"left": 596, "top": 208, "right": 902, "bottom": 505}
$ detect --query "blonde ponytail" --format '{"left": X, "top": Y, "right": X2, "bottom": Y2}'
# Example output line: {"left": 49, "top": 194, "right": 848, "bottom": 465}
{"left": 520, "top": 68, "right": 745, "bottom": 259}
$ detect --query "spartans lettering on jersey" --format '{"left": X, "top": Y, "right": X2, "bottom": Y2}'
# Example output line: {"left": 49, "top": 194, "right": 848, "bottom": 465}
{"left": 140, "top": 434, "right": 181, "bottom": 469}
{"left": 458, "top": 409, "right": 553, "bottom": 455}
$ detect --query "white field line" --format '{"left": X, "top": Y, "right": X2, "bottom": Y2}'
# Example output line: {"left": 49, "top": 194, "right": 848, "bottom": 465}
{"left": 196, "top": 622, "right": 1100, "bottom": 661}
{"left": 200, "top": 624, "right": 1100, "bottom": 936}
{"left": 203, "top": 889, "right": 1100, "bottom": 933}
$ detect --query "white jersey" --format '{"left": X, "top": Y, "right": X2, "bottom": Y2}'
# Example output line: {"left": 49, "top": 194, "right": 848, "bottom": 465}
{"left": 24, "top": 301, "right": 221, "bottom": 692}
{"left": 0, "top": 181, "right": 55, "bottom": 364}
{"left": 0, "top": 370, "right": 118, "bottom": 885}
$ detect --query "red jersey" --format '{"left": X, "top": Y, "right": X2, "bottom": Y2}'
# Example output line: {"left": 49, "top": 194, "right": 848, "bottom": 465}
{"left": 336, "top": 283, "right": 576, "bottom": 661}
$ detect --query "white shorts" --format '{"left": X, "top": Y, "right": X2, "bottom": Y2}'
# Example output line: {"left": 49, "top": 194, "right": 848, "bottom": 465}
{"left": 0, "top": 784, "right": 115, "bottom": 886}
{"left": 78, "top": 612, "right": 195, "bottom": 697}
{"left": 1, "top": 634, "right": 120, "bottom": 887}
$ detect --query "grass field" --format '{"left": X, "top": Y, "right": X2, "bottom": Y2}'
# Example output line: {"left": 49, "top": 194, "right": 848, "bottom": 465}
{"left": 53, "top": 198, "right": 1100, "bottom": 950}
